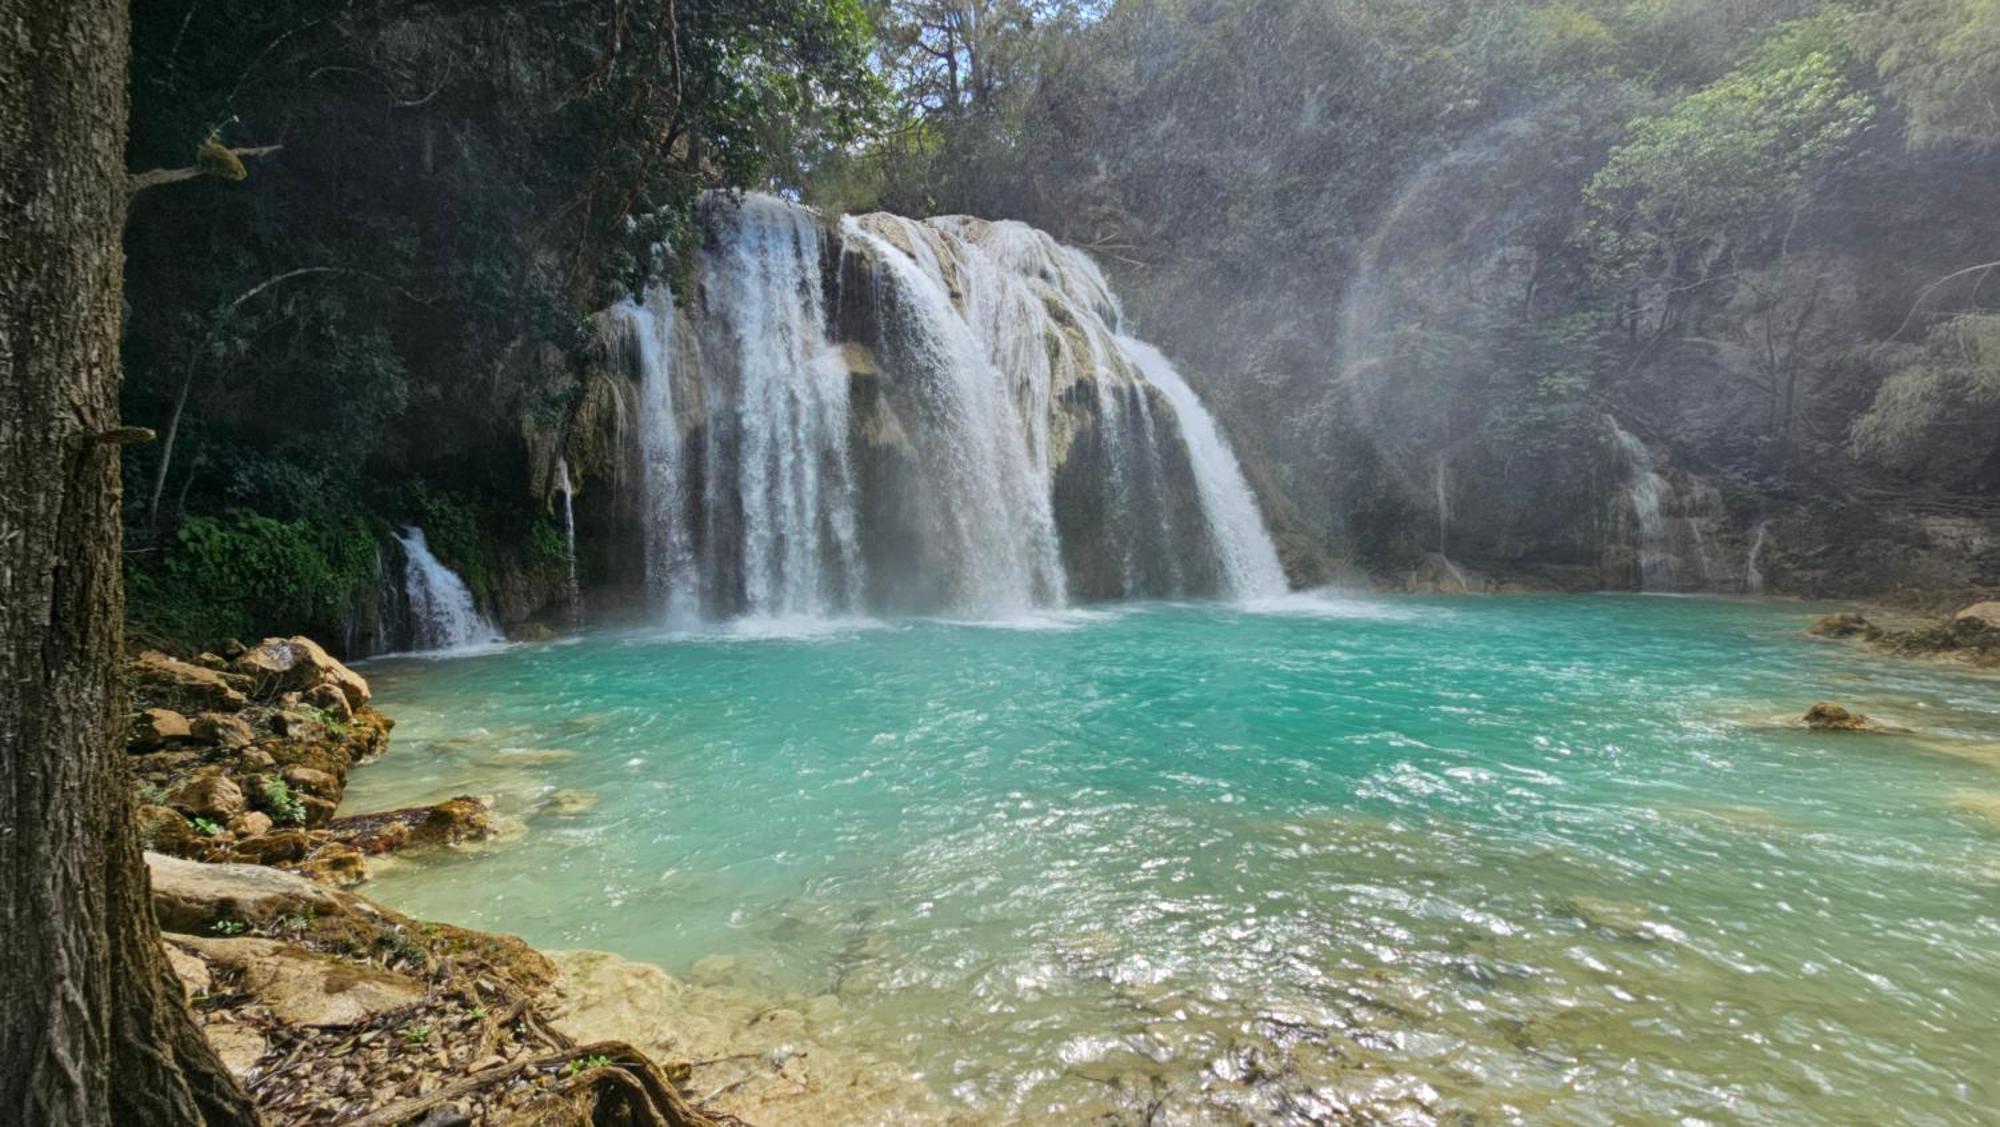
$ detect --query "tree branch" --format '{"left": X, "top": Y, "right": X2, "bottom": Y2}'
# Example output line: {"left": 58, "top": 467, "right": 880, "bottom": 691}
{"left": 128, "top": 145, "right": 282, "bottom": 195}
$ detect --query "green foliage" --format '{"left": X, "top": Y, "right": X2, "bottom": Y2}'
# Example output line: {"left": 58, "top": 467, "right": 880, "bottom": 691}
{"left": 128, "top": 511, "right": 379, "bottom": 649}
{"left": 210, "top": 919, "right": 248, "bottom": 936}
{"left": 401, "top": 1024, "right": 433, "bottom": 1045}
{"left": 567, "top": 1054, "right": 616, "bottom": 1076}
{"left": 1865, "top": 0, "right": 2000, "bottom": 150}
{"left": 1583, "top": 15, "right": 1875, "bottom": 282}
{"left": 258, "top": 779, "right": 308, "bottom": 827}
{"left": 1849, "top": 313, "right": 2000, "bottom": 479}
{"left": 400, "top": 484, "right": 493, "bottom": 598}
{"left": 191, "top": 817, "right": 223, "bottom": 837}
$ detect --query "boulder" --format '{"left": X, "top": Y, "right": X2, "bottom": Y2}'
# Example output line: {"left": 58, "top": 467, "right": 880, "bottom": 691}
{"left": 194, "top": 653, "right": 231, "bottom": 672}
{"left": 224, "top": 829, "right": 313, "bottom": 866}
{"left": 202, "top": 1022, "right": 269, "bottom": 1080}
{"left": 192, "top": 712, "right": 256, "bottom": 749}
{"left": 164, "top": 941, "right": 212, "bottom": 1001}
{"left": 170, "top": 935, "right": 424, "bottom": 1026}
{"left": 1806, "top": 612, "right": 1879, "bottom": 640}
{"left": 1954, "top": 601, "right": 2000, "bottom": 629}
{"left": 237, "top": 748, "right": 277, "bottom": 771}
{"left": 325, "top": 796, "right": 493, "bottom": 854}
{"left": 146, "top": 852, "right": 339, "bottom": 932}
{"left": 168, "top": 773, "right": 246, "bottom": 821}
{"left": 135, "top": 803, "right": 198, "bottom": 854}
{"left": 235, "top": 636, "right": 370, "bottom": 709}
{"left": 132, "top": 650, "right": 250, "bottom": 711}
{"left": 130, "top": 708, "right": 191, "bottom": 750}
{"left": 294, "top": 843, "right": 369, "bottom": 888}
{"left": 304, "top": 682, "right": 353, "bottom": 722}
{"left": 227, "top": 811, "right": 274, "bottom": 838}
{"left": 1803, "top": 702, "right": 1878, "bottom": 732}
{"left": 282, "top": 766, "right": 340, "bottom": 796}
{"left": 269, "top": 710, "right": 322, "bottom": 740}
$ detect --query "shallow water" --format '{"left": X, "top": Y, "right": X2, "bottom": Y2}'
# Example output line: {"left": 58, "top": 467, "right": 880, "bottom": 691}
{"left": 346, "top": 595, "right": 2000, "bottom": 1123}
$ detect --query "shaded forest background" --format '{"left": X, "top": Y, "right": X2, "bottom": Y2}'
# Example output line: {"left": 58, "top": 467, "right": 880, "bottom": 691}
{"left": 122, "top": 0, "right": 2000, "bottom": 649}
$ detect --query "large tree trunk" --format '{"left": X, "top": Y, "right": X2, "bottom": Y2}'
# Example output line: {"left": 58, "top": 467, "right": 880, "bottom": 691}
{"left": 0, "top": 3, "right": 257, "bottom": 1123}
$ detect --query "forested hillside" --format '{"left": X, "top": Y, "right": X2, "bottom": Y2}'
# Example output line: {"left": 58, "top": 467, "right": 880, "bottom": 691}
{"left": 824, "top": 0, "right": 2000, "bottom": 596}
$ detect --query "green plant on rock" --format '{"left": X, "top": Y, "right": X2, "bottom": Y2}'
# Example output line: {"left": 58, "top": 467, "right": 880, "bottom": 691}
{"left": 401, "top": 1023, "right": 432, "bottom": 1045}
{"left": 566, "top": 1054, "right": 615, "bottom": 1076}
{"left": 259, "top": 778, "right": 307, "bottom": 826}
{"left": 210, "top": 919, "right": 247, "bottom": 936}
{"left": 190, "top": 816, "right": 222, "bottom": 836}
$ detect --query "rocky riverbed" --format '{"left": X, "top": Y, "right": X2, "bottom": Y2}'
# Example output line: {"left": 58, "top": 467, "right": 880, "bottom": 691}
{"left": 126, "top": 637, "right": 941, "bottom": 1125}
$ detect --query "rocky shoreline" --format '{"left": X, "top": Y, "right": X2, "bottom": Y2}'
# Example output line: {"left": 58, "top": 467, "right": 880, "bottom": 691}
{"left": 1806, "top": 600, "right": 2000, "bottom": 669}
{"left": 127, "top": 637, "right": 944, "bottom": 1125}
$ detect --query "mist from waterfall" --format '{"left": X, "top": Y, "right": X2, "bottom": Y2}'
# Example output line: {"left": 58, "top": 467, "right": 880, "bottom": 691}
{"left": 604, "top": 193, "right": 1289, "bottom": 623}
{"left": 394, "top": 527, "right": 502, "bottom": 651}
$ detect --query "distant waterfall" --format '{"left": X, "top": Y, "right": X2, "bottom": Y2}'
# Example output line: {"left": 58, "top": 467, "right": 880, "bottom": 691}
{"left": 1608, "top": 419, "right": 1675, "bottom": 590}
{"left": 394, "top": 527, "right": 502, "bottom": 651}
{"left": 1117, "top": 338, "right": 1289, "bottom": 599}
{"left": 1745, "top": 521, "right": 1771, "bottom": 594}
{"left": 556, "top": 456, "right": 579, "bottom": 613}
{"left": 606, "top": 193, "right": 1290, "bottom": 622}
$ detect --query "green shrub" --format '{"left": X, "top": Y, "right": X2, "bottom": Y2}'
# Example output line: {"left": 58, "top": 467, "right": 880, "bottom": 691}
{"left": 259, "top": 779, "right": 307, "bottom": 826}
{"left": 128, "top": 509, "right": 380, "bottom": 649}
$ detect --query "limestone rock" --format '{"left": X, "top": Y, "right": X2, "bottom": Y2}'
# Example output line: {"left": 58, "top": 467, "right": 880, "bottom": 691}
{"left": 304, "top": 681, "right": 353, "bottom": 722}
{"left": 165, "top": 941, "right": 212, "bottom": 1002}
{"left": 146, "top": 852, "right": 339, "bottom": 932}
{"left": 202, "top": 1022, "right": 269, "bottom": 1080}
{"left": 238, "top": 748, "right": 277, "bottom": 771}
{"left": 133, "top": 650, "right": 251, "bottom": 711}
{"left": 1807, "top": 612, "right": 1879, "bottom": 640}
{"left": 224, "top": 829, "right": 313, "bottom": 866}
{"left": 136, "top": 803, "right": 198, "bottom": 854}
{"left": 270, "top": 710, "right": 323, "bottom": 740}
{"left": 193, "top": 712, "right": 256, "bottom": 749}
{"left": 227, "top": 811, "right": 274, "bottom": 838}
{"left": 173, "top": 935, "right": 424, "bottom": 1026}
{"left": 294, "top": 843, "right": 369, "bottom": 888}
{"left": 1803, "top": 702, "right": 1879, "bottom": 732}
{"left": 235, "top": 636, "right": 371, "bottom": 709}
{"left": 1955, "top": 601, "right": 2000, "bottom": 628}
{"left": 282, "top": 765, "right": 339, "bottom": 796}
{"left": 537, "top": 789, "right": 598, "bottom": 816}
{"left": 130, "top": 707, "right": 191, "bottom": 750}
{"left": 169, "top": 773, "right": 247, "bottom": 820}
{"left": 325, "top": 796, "right": 493, "bottom": 854}
{"left": 195, "top": 653, "right": 231, "bottom": 671}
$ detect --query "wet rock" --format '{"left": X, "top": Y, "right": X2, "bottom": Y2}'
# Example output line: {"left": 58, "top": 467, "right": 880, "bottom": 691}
{"left": 515, "top": 623, "right": 557, "bottom": 643}
{"left": 193, "top": 712, "right": 256, "bottom": 749}
{"left": 169, "top": 773, "right": 247, "bottom": 821}
{"left": 238, "top": 747, "right": 277, "bottom": 771}
{"left": 225, "top": 829, "right": 313, "bottom": 866}
{"left": 235, "top": 636, "right": 371, "bottom": 709}
{"left": 324, "top": 796, "right": 493, "bottom": 854}
{"left": 133, "top": 650, "right": 251, "bottom": 711}
{"left": 1807, "top": 612, "right": 1880, "bottom": 640}
{"left": 130, "top": 707, "right": 192, "bottom": 750}
{"left": 136, "top": 804, "right": 199, "bottom": 854}
{"left": 173, "top": 935, "right": 424, "bottom": 1026}
{"left": 294, "top": 843, "right": 369, "bottom": 887}
{"left": 227, "top": 811, "right": 274, "bottom": 838}
{"left": 270, "top": 710, "right": 323, "bottom": 740}
{"left": 1803, "top": 702, "right": 1880, "bottom": 732}
{"left": 146, "top": 852, "right": 339, "bottom": 932}
{"left": 537, "top": 788, "right": 598, "bottom": 816}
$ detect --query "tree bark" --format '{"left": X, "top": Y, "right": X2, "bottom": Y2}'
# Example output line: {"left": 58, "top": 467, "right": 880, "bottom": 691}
{"left": 1, "top": 2, "right": 258, "bottom": 1123}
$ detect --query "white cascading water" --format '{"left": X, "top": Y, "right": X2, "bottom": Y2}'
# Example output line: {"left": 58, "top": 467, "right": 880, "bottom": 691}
{"left": 843, "top": 215, "right": 1066, "bottom": 614}
{"left": 394, "top": 526, "right": 502, "bottom": 651}
{"left": 1116, "top": 337, "right": 1290, "bottom": 599}
{"left": 703, "top": 195, "right": 865, "bottom": 620}
{"left": 606, "top": 193, "right": 1289, "bottom": 621}
{"left": 1745, "top": 521, "right": 1771, "bottom": 594}
{"left": 556, "top": 456, "right": 579, "bottom": 613}
{"left": 1608, "top": 418, "right": 1674, "bottom": 591}
{"left": 604, "top": 287, "right": 701, "bottom": 625}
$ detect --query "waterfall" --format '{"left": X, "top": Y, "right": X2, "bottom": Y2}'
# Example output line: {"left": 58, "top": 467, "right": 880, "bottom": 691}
{"left": 843, "top": 216, "right": 1066, "bottom": 615}
{"left": 1608, "top": 419, "right": 1674, "bottom": 591}
{"left": 606, "top": 193, "right": 1290, "bottom": 622}
{"left": 1116, "top": 337, "right": 1289, "bottom": 600}
{"left": 702, "top": 195, "right": 865, "bottom": 620}
{"left": 556, "top": 456, "right": 579, "bottom": 614}
{"left": 604, "top": 287, "right": 700, "bottom": 625}
{"left": 394, "top": 527, "right": 502, "bottom": 651}
{"left": 1745, "top": 521, "right": 1771, "bottom": 594}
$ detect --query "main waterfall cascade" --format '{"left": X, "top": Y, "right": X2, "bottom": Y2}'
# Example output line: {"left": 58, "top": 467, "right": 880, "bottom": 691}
{"left": 594, "top": 192, "right": 1290, "bottom": 623}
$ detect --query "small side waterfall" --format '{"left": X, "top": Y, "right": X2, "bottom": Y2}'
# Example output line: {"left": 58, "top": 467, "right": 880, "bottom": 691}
{"left": 1608, "top": 419, "right": 1675, "bottom": 590}
{"left": 604, "top": 286, "right": 700, "bottom": 625}
{"left": 1117, "top": 337, "right": 1289, "bottom": 600}
{"left": 1745, "top": 521, "right": 1771, "bottom": 594}
{"left": 556, "top": 456, "right": 579, "bottom": 614}
{"left": 394, "top": 527, "right": 502, "bottom": 651}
